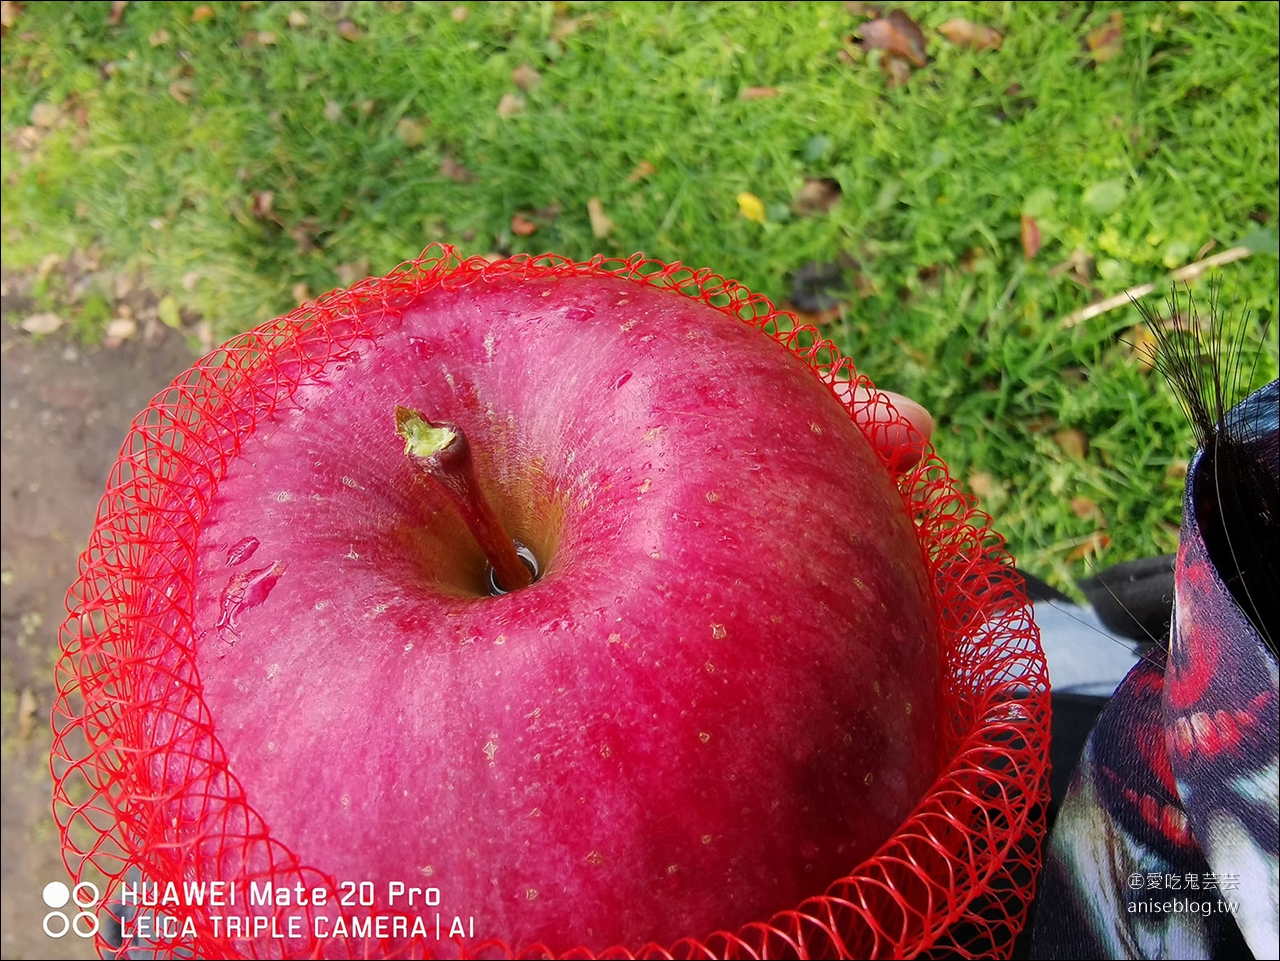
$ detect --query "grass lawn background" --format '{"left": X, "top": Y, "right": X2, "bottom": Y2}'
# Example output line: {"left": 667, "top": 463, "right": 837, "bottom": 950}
{"left": 3, "top": 0, "right": 1278, "bottom": 592}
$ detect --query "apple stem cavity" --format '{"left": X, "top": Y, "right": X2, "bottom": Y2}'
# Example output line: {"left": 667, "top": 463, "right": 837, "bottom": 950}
{"left": 395, "top": 405, "right": 536, "bottom": 594}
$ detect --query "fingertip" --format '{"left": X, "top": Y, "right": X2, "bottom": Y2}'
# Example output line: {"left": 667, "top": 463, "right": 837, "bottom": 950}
{"left": 880, "top": 391, "right": 935, "bottom": 443}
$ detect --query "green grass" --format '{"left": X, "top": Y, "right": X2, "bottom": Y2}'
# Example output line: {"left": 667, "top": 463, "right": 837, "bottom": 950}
{"left": 3, "top": 0, "right": 1278, "bottom": 591}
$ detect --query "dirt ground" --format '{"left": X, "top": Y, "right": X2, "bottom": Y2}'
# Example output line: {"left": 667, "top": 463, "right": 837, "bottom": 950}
{"left": 1, "top": 286, "right": 196, "bottom": 960}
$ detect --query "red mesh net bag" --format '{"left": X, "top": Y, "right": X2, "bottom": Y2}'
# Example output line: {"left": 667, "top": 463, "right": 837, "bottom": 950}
{"left": 51, "top": 248, "right": 1050, "bottom": 960}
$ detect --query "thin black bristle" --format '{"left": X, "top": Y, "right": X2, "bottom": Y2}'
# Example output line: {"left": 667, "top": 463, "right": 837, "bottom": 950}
{"left": 1134, "top": 282, "right": 1277, "bottom": 657}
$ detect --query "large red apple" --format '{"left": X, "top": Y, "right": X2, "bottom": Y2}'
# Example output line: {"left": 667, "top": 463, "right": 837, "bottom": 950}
{"left": 186, "top": 265, "right": 940, "bottom": 953}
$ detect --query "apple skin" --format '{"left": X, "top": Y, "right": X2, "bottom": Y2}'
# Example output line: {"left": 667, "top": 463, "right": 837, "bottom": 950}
{"left": 192, "top": 272, "right": 940, "bottom": 951}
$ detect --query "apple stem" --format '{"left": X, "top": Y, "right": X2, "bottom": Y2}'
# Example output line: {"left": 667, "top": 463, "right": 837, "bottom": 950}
{"left": 395, "top": 405, "right": 535, "bottom": 593}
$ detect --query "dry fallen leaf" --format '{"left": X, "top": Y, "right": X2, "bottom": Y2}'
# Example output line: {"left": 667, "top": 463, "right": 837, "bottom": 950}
{"left": 323, "top": 100, "right": 343, "bottom": 123}
{"left": 938, "top": 18, "right": 1002, "bottom": 51}
{"left": 1067, "top": 531, "right": 1110, "bottom": 563}
{"left": 1048, "top": 248, "right": 1096, "bottom": 290}
{"left": 737, "top": 191, "right": 766, "bottom": 224}
{"left": 21, "top": 312, "right": 64, "bottom": 334}
{"left": 148, "top": 27, "right": 170, "bottom": 46}
{"left": 108, "top": 0, "right": 127, "bottom": 25}
{"left": 395, "top": 117, "right": 427, "bottom": 147}
{"left": 533, "top": 204, "right": 562, "bottom": 223}
{"left": 257, "top": 30, "right": 278, "bottom": 45}
{"left": 511, "top": 63, "right": 542, "bottom": 91}
{"left": 191, "top": 4, "right": 214, "bottom": 22}
{"left": 497, "top": 93, "right": 525, "bottom": 118}
{"left": 451, "top": 5, "right": 468, "bottom": 22}
{"left": 287, "top": 9, "right": 308, "bottom": 28}
{"left": 335, "top": 18, "right": 361, "bottom": 41}
{"left": 587, "top": 197, "right": 613, "bottom": 238}
{"left": 860, "top": 8, "right": 927, "bottom": 66}
{"left": 291, "top": 220, "right": 318, "bottom": 253}
{"left": 511, "top": 214, "right": 538, "bottom": 236}
{"left": 17, "top": 688, "right": 36, "bottom": 742}
{"left": 1085, "top": 12, "right": 1123, "bottom": 63}
{"left": 168, "top": 79, "right": 194, "bottom": 105}
{"left": 292, "top": 282, "right": 310, "bottom": 304}
{"left": 251, "top": 190, "right": 274, "bottom": 219}
{"left": 30, "top": 101, "right": 59, "bottom": 128}
{"left": 1124, "top": 307, "right": 1204, "bottom": 372}
{"left": 36, "top": 252, "right": 63, "bottom": 281}
{"left": 1128, "top": 325, "right": 1161, "bottom": 371}
{"left": 1021, "top": 214, "right": 1041, "bottom": 260}
{"left": 792, "top": 178, "right": 842, "bottom": 217}
{"left": 10, "top": 125, "right": 40, "bottom": 152}
{"left": 967, "top": 471, "right": 1000, "bottom": 501}
{"left": 1053, "top": 427, "right": 1089, "bottom": 459}
{"left": 551, "top": 16, "right": 581, "bottom": 41}
{"left": 335, "top": 260, "right": 370, "bottom": 286}
{"left": 625, "top": 160, "right": 656, "bottom": 183}
{"left": 1070, "top": 496, "right": 1106, "bottom": 524}
{"left": 195, "top": 319, "right": 214, "bottom": 353}
{"left": 105, "top": 317, "right": 138, "bottom": 340}
{"left": 440, "top": 155, "right": 476, "bottom": 183}
{"left": 738, "top": 86, "right": 779, "bottom": 101}
{"left": 881, "top": 55, "right": 912, "bottom": 86}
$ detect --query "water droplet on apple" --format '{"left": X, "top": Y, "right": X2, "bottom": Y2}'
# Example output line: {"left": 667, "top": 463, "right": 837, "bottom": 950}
{"left": 225, "top": 536, "right": 260, "bottom": 566}
{"left": 486, "top": 542, "right": 539, "bottom": 596}
{"left": 215, "top": 560, "right": 286, "bottom": 642}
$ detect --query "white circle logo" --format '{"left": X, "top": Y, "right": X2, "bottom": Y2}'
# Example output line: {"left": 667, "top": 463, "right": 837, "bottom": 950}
{"left": 42, "top": 881, "right": 70, "bottom": 909}
{"left": 42, "top": 879, "right": 99, "bottom": 939}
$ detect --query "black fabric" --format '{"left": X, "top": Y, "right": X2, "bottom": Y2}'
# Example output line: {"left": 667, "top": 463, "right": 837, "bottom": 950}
{"left": 1015, "top": 692, "right": 1255, "bottom": 961}
{"left": 1078, "top": 555, "right": 1176, "bottom": 644}
{"left": 1017, "top": 568, "right": 1075, "bottom": 605}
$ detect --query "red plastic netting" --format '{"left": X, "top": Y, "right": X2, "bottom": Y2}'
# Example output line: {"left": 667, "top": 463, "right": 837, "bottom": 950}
{"left": 51, "top": 247, "right": 1050, "bottom": 960}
